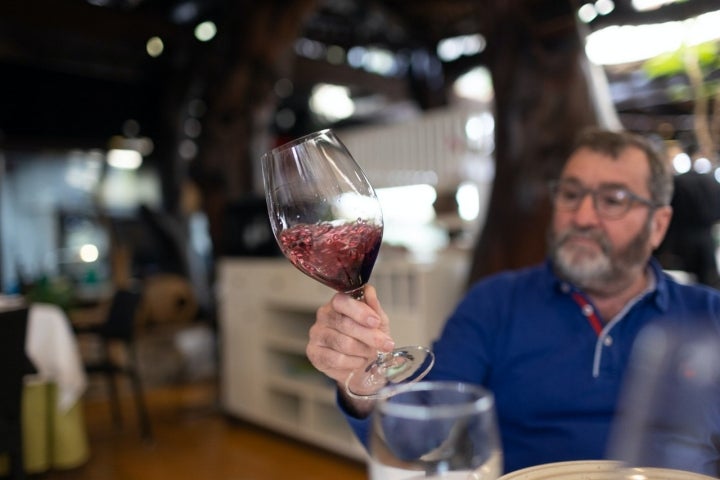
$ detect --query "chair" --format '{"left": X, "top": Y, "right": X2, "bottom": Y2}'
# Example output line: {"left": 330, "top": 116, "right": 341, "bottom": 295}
{"left": 74, "top": 288, "right": 152, "bottom": 441}
{"left": 0, "top": 306, "right": 31, "bottom": 480}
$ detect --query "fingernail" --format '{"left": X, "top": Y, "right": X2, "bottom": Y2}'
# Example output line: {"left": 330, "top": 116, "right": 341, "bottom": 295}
{"left": 381, "top": 338, "right": 395, "bottom": 352}
{"left": 367, "top": 316, "right": 380, "bottom": 328}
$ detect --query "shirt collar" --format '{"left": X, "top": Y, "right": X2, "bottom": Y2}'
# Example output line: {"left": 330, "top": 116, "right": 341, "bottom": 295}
{"left": 648, "top": 257, "right": 670, "bottom": 311}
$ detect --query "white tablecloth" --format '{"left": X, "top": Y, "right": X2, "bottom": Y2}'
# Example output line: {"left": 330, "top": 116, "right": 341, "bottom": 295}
{"left": 25, "top": 303, "right": 87, "bottom": 412}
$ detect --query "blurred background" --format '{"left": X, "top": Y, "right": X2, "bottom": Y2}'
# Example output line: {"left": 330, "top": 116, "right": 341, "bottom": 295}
{"left": 2, "top": 0, "right": 719, "bottom": 300}
{"left": 0, "top": 0, "right": 719, "bottom": 478}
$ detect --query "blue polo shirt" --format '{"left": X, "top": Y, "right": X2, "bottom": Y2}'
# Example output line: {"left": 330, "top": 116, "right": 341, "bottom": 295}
{"left": 342, "top": 258, "right": 720, "bottom": 475}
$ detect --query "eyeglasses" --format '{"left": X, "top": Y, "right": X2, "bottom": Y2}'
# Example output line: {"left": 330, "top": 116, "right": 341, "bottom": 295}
{"left": 549, "top": 180, "right": 659, "bottom": 219}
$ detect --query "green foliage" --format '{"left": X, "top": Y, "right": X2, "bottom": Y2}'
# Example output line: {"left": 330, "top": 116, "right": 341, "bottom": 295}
{"left": 643, "top": 42, "right": 720, "bottom": 79}
{"left": 25, "top": 275, "right": 74, "bottom": 311}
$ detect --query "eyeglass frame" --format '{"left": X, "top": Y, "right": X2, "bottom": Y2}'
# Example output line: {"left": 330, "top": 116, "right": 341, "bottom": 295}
{"left": 548, "top": 179, "right": 661, "bottom": 219}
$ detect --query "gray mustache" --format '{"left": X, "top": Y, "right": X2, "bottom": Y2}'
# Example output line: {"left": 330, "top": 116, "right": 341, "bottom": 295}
{"left": 557, "top": 228, "right": 610, "bottom": 252}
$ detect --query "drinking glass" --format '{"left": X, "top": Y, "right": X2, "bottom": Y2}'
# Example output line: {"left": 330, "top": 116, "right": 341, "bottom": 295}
{"left": 261, "top": 129, "right": 434, "bottom": 399}
{"left": 607, "top": 320, "right": 720, "bottom": 478}
{"left": 369, "top": 381, "right": 503, "bottom": 480}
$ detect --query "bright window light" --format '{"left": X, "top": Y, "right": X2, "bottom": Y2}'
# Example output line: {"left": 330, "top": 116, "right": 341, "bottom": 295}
{"left": 465, "top": 112, "right": 495, "bottom": 146}
{"left": 346, "top": 45, "right": 400, "bottom": 76}
{"left": 453, "top": 66, "right": 494, "bottom": 102}
{"left": 376, "top": 184, "right": 437, "bottom": 224}
{"left": 672, "top": 152, "right": 692, "bottom": 174}
{"left": 585, "top": 10, "right": 720, "bottom": 65}
{"left": 578, "top": 3, "right": 598, "bottom": 23}
{"left": 632, "top": 0, "right": 678, "bottom": 11}
{"left": 194, "top": 21, "right": 217, "bottom": 42}
{"left": 376, "top": 184, "right": 447, "bottom": 255}
{"left": 456, "top": 182, "right": 481, "bottom": 221}
{"left": 107, "top": 149, "right": 142, "bottom": 170}
{"left": 437, "top": 34, "right": 486, "bottom": 62}
{"left": 362, "top": 48, "right": 397, "bottom": 76}
{"left": 587, "top": 23, "right": 683, "bottom": 64}
{"left": 694, "top": 156, "right": 713, "bottom": 174}
{"left": 347, "top": 46, "right": 367, "bottom": 68}
{"left": 594, "top": 0, "right": 615, "bottom": 16}
{"left": 146, "top": 36, "right": 164, "bottom": 57}
{"left": 309, "top": 84, "right": 355, "bottom": 122}
{"left": 683, "top": 11, "right": 720, "bottom": 45}
{"left": 65, "top": 152, "right": 104, "bottom": 191}
{"left": 79, "top": 244, "right": 99, "bottom": 263}
{"left": 334, "top": 193, "right": 382, "bottom": 221}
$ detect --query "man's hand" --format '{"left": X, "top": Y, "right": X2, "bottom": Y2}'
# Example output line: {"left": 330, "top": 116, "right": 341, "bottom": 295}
{"left": 306, "top": 285, "right": 395, "bottom": 415}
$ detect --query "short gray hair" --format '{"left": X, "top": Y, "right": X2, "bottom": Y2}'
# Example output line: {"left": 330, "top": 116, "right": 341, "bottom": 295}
{"left": 570, "top": 128, "right": 674, "bottom": 206}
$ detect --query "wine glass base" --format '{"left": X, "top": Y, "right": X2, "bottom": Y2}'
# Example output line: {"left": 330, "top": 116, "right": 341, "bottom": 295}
{"left": 345, "top": 345, "right": 435, "bottom": 400}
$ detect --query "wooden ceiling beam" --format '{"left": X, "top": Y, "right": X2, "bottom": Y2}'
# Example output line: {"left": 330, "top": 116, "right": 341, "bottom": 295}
{"left": 0, "top": 0, "right": 186, "bottom": 82}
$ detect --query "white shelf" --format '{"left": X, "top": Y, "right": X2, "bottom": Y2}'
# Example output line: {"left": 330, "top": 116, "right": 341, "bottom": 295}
{"left": 217, "top": 251, "right": 468, "bottom": 461}
{"left": 265, "top": 334, "right": 308, "bottom": 354}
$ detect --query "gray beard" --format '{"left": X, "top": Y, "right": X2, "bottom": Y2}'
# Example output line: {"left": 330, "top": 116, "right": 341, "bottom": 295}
{"left": 549, "top": 218, "right": 652, "bottom": 290}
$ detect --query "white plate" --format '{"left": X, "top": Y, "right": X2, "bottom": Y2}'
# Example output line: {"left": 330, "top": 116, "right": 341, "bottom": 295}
{"left": 498, "top": 460, "right": 716, "bottom": 480}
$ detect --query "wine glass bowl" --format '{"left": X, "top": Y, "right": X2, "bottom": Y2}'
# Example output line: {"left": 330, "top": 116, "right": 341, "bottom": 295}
{"left": 261, "top": 129, "right": 435, "bottom": 399}
{"left": 262, "top": 130, "right": 383, "bottom": 298}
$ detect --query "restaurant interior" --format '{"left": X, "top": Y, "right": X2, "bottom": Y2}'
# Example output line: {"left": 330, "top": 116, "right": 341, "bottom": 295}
{"left": 1, "top": 0, "right": 719, "bottom": 479}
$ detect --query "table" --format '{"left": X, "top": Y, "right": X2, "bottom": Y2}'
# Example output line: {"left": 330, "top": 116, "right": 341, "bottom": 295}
{"left": 1, "top": 300, "right": 90, "bottom": 474}
{"left": 0, "top": 300, "right": 28, "bottom": 479}
{"left": 25, "top": 303, "right": 87, "bottom": 412}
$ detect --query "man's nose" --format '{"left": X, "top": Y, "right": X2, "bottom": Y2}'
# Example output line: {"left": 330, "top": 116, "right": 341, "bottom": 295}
{"left": 573, "top": 193, "right": 601, "bottom": 224}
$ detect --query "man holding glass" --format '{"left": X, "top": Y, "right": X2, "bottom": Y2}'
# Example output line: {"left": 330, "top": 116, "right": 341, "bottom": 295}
{"left": 305, "top": 128, "right": 720, "bottom": 476}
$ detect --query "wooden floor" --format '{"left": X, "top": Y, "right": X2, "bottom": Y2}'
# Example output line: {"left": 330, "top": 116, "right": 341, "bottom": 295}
{"left": 39, "top": 380, "right": 367, "bottom": 480}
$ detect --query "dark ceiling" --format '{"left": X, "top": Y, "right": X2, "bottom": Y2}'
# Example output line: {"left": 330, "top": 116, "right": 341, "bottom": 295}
{"left": 0, "top": 0, "right": 718, "bottom": 151}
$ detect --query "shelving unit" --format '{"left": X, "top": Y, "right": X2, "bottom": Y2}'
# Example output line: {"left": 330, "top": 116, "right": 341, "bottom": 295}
{"left": 216, "top": 251, "right": 468, "bottom": 460}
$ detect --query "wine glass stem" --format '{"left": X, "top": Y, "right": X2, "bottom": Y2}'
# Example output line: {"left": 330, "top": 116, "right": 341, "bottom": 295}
{"left": 376, "top": 351, "right": 389, "bottom": 361}
{"left": 348, "top": 286, "right": 365, "bottom": 300}
{"left": 347, "top": 286, "right": 392, "bottom": 365}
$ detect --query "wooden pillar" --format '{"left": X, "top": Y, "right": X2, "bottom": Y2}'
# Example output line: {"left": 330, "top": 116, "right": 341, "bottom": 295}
{"left": 467, "top": 0, "right": 621, "bottom": 285}
{"left": 176, "top": 0, "right": 319, "bottom": 257}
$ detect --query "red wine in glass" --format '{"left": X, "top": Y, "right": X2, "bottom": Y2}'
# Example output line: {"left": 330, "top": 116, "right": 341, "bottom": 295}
{"left": 261, "top": 128, "right": 434, "bottom": 399}
{"left": 278, "top": 221, "right": 383, "bottom": 298}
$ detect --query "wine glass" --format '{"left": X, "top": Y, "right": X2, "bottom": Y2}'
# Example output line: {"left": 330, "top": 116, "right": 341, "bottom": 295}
{"left": 261, "top": 128, "right": 434, "bottom": 399}
{"left": 368, "top": 381, "right": 503, "bottom": 480}
{"left": 607, "top": 320, "right": 720, "bottom": 479}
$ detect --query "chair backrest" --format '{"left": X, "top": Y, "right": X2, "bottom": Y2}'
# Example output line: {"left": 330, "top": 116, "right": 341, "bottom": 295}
{"left": 0, "top": 306, "right": 30, "bottom": 450}
{"left": 102, "top": 289, "right": 143, "bottom": 341}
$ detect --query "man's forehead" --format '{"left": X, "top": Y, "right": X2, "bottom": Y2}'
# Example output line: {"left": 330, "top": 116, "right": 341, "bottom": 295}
{"left": 562, "top": 147, "right": 650, "bottom": 176}
{"left": 561, "top": 146, "right": 650, "bottom": 184}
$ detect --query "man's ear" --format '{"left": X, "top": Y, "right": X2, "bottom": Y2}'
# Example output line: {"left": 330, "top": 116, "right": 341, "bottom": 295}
{"left": 650, "top": 205, "right": 673, "bottom": 249}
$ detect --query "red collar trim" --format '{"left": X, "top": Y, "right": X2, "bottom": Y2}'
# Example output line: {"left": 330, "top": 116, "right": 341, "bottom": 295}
{"left": 570, "top": 291, "right": 603, "bottom": 336}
